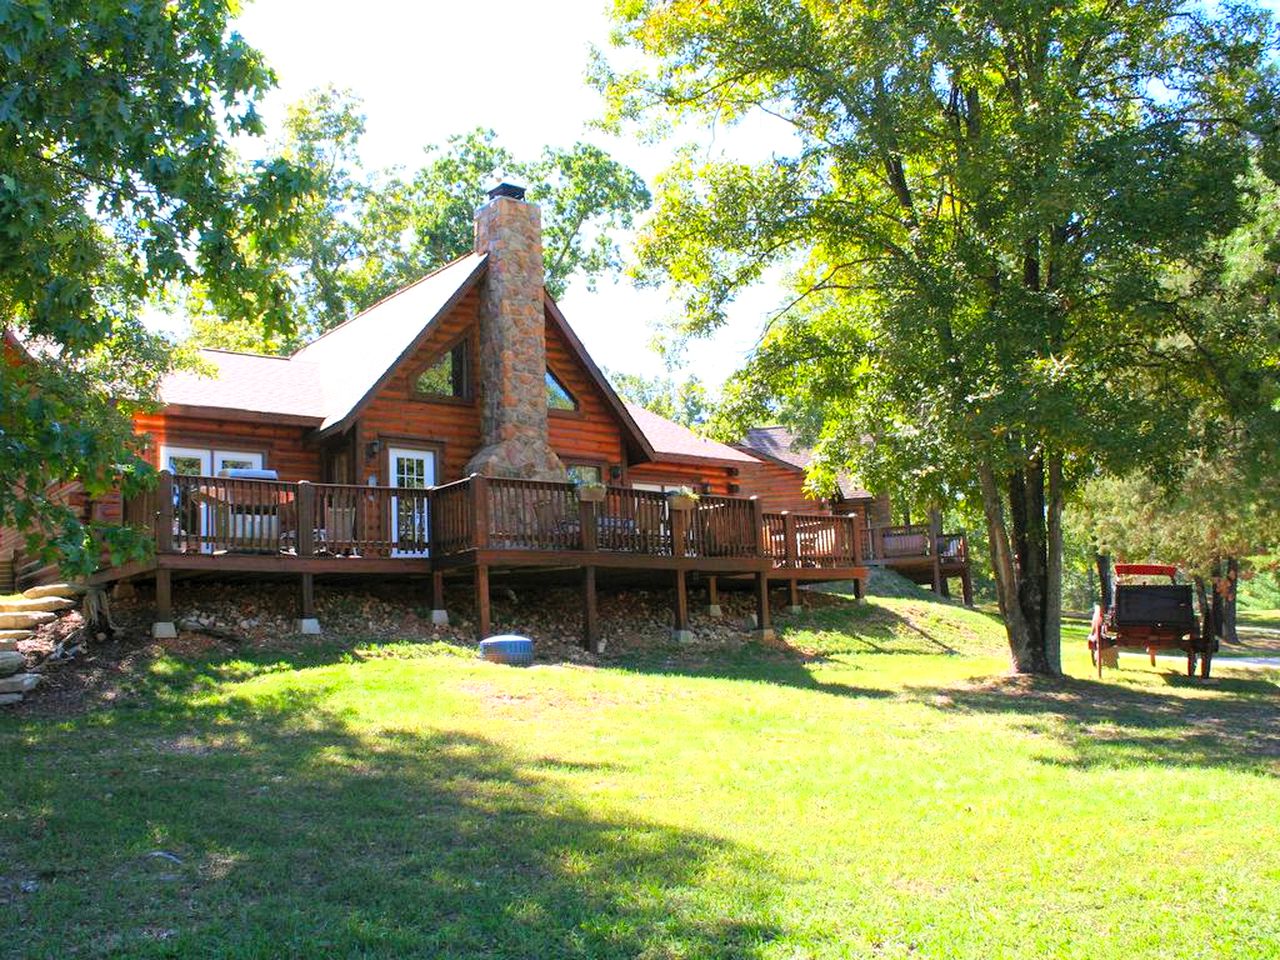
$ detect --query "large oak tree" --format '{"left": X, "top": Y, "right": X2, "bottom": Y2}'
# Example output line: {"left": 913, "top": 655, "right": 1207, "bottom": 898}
{"left": 599, "top": 0, "right": 1280, "bottom": 673}
{"left": 1, "top": 0, "right": 307, "bottom": 572}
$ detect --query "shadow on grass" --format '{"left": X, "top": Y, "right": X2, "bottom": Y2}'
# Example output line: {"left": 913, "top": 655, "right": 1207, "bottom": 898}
{"left": 779, "top": 601, "right": 965, "bottom": 657}
{"left": 2, "top": 673, "right": 784, "bottom": 959}
{"left": 904, "top": 671, "right": 1280, "bottom": 775}
{"left": 612, "top": 643, "right": 896, "bottom": 700}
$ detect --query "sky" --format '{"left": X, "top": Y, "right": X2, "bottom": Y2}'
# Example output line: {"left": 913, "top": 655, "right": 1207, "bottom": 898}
{"left": 226, "top": 0, "right": 796, "bottom": 389}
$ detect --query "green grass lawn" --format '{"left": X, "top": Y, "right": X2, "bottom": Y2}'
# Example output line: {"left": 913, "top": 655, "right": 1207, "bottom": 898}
{"left": 2, "top": 591, "right": 1278, "bottom": 959}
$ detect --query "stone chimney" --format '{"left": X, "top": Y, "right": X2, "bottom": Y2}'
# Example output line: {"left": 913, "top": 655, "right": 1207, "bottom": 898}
{"left": 464, "top": 185, "right": 567, "bottom": 480}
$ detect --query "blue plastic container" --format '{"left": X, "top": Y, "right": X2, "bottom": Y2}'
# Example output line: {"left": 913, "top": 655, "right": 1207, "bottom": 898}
{"left": 479, "top": 634, "right": 535, "bottom": 667}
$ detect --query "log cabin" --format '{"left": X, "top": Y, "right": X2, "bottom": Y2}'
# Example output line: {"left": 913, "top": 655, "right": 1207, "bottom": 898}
{"left": 2, "top": 185, "right": 966, "bottom": 643}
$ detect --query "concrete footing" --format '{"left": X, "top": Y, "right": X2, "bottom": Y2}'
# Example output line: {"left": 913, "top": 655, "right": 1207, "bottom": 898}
{"left": 707, "top": 604, "right": 722, "bottom": 617}
{"left": 152, "top": 622, "right": 177, "bottom": 640}
{"left": 431, "top": 609, "right": 450, "bottom": 626}
{"left": 753, "top": 628, "right": 777, "bottom": 644}
{"left": 785, "top": 605, "right": 803, "bottom": 615}
{"left": 294, "top": 618, "right": 322, "bottom": 635}
{"left": 672, "top": 629, "right": 694, "bottom": 644}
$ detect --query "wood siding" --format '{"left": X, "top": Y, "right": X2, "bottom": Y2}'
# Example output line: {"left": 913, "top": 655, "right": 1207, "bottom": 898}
{"left": 627, "top": 460, "right": 738, "bottom": 495}
{"left": 354, "top": 288, "right": 483, "bottom": 484}
{"left": 735, "top": 457, "right": 832, "bottom": 513}
{"left": 353, "top": 294, "right": 637, "bottom": 484}
{"left": 545, "top": 317, "right": 628, "bottom": 474}
{"left": 133, "top": 412, "right": 321, "bottom": 482}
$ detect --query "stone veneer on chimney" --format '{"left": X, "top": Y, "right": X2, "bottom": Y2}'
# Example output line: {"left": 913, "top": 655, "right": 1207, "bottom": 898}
{"left": 463, "top": 191, "right": 567, "bottom": 481}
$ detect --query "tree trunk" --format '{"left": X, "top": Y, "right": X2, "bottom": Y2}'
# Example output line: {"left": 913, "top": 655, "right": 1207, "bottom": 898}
{"left": 1223, "top": 557, "right": 1239, "bottom": 643}
{"left": 1044, "top": 453, "right": 1064, "bottom": 671}
{"left": 977, "top": 459, "right": 1061, "bottom": 675}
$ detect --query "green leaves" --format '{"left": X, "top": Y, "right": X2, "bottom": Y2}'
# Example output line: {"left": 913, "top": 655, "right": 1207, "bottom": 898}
{"left": 602, "top": 0, "right": 1280, "bottom": 667}
{"left": 0, "top": 0, "right": 308, "bottom": 568}
{"left": 187, "top": 93, "right": 653, "bottom": 348}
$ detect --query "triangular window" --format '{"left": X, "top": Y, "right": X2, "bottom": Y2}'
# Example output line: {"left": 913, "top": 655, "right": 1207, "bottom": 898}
{"left": 414, "top": 341, "right": 469, "bottom": 400}
{"left": 546, "top": 369, "right": 577, "bottom": 411}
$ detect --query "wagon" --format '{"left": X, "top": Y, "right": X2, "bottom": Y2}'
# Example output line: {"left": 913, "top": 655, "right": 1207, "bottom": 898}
{"left": 1088, "top": 563, "right": 1218, "bottom": 678}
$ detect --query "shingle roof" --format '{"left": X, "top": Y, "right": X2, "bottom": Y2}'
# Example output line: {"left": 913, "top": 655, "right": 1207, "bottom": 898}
{"left": 291, "top": 253, "right": 486, "bottom": 430}
{"left": 741, "top": 426, "right": 810, "bottom": 470}
{"left": 739, "top": 426, "right": 872, "bottom": 500}
{"left": 159, "top": 350, "right": 325, "bottom": 422}
{"left": 624, "top": 403, "right": 757, "bottom": 464}
{"left": 157, "top": 255, "right": 486, "bottom": 428}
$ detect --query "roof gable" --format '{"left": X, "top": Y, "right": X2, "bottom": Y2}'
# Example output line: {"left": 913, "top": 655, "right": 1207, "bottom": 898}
{"left": 292, "top": 253, "right": 487, "bottom": 432}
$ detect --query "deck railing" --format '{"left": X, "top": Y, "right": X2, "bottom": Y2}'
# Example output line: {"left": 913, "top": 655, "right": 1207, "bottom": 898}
{"left": 763, "top": 512, "right": 863, "bottom": 569}
{"left": 124, "top": 472, "right": 974, "bottom": 570}
{"left": 430, "top": 477, "right": 474, "bottom": 555}
{"left": 862, "top": 522, "right": 968, "bottom": 565}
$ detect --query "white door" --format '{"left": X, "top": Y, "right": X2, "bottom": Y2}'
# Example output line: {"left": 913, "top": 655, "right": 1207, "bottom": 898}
{"left": 161, "top": 445, "right": 212, "bottom": 478}
{"left": 389, "top": 447, "right": 435, "bottom": 556}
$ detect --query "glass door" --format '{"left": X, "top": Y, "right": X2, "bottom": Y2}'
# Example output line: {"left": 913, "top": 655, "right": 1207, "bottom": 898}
{"left": 389, "top": 447, "right": 435, "bottom": 556}
{"left": 159, "top": 446, "right": 212, "bottom": 552}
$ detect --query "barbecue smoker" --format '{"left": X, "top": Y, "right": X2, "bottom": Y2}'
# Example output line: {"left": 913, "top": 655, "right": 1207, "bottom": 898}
{"left": 1088, "top": 563, "right": 1219, "bottom": 678}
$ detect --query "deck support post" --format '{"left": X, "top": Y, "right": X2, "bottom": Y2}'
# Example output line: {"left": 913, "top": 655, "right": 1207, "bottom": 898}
{"left": 431, "top": 570, "right": 448, "bottom": 625}
{"left": 786, "top": 578, "right": 802, "bottom": 615}
{"left": 753, "top": 572, "right": 774, "bottom": 643}
{"left": 960, "top": 569, "right": 974, "bottom": 607}
{"left": 852, "top": 575, "right": 866, "bottom": 602}
{"left": 707, "top": 575, "right": 721, "bottom": 616}
{"left": 673, "top": 568, "right": 692, "bottom": 642}
{"left": 296, "top": 482, "right": 315, "bottom": 557}
{"left": 156, "top": 470, "right": 175, "bottom": 554}
{"left": 474, "top": 564, "right": 491, "bottom": 641}
{"left": 295, "top": 572, "right": 320, "bottom": 635}
{"left": 582, "top": 565, "right": 600, "bottom": 651}
{"left": 152, "top": 568, "right": 176, "bottom": 639}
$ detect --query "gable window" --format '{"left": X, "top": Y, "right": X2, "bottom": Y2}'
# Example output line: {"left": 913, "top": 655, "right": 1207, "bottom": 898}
{"left": 545, "top": 369, "right": 577, "bottom": 411}
{"left": 414, "top": 341, "right": 469, "bottom": 400}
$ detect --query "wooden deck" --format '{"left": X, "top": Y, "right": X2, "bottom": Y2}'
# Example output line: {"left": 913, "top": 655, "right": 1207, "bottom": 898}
{"left": 96, "top": 472, "right": 968, "bottom": 647}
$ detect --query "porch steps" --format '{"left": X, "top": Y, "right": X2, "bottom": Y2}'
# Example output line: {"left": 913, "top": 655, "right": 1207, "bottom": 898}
{"left": 0, "top": 583, "right": 84, "bottom": 706}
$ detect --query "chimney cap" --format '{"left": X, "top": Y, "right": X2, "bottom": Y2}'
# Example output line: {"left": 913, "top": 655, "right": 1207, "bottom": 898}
{"left": 487, "top": 182, "right": 527, "bottom": 201}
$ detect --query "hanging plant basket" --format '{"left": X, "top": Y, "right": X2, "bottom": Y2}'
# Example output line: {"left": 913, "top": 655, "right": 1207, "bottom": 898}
{"left": 666, "top": 488, "right": 700, "bottom": 511}
{"left": 576, "top": 482, "right": 608, "bottom": 503}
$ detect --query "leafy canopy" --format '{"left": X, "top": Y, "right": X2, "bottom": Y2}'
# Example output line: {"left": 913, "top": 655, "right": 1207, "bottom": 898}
{"left": 189, "top": 91, "right": 653, "bottom": 351}
{"left": 0, "top": 0, "right": 308, "bottom": 573}
{"left": 607, "top": 369, "right": 714, "bottom": 430}
{"left": 599, "top": 0, "right": 1280, "bottom": 672}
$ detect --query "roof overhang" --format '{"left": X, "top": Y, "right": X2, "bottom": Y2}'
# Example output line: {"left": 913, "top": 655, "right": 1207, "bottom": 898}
{"left": 159, "top": 403, "right": 325, "bottom": 429}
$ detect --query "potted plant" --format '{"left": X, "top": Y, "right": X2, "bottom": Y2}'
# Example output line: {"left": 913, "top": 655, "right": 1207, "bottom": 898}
{"left": 666, "top": 486, "right": 700, "bottom": 511}
{"left": 575, "top": 480, "right": 608, "bottom": 503}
